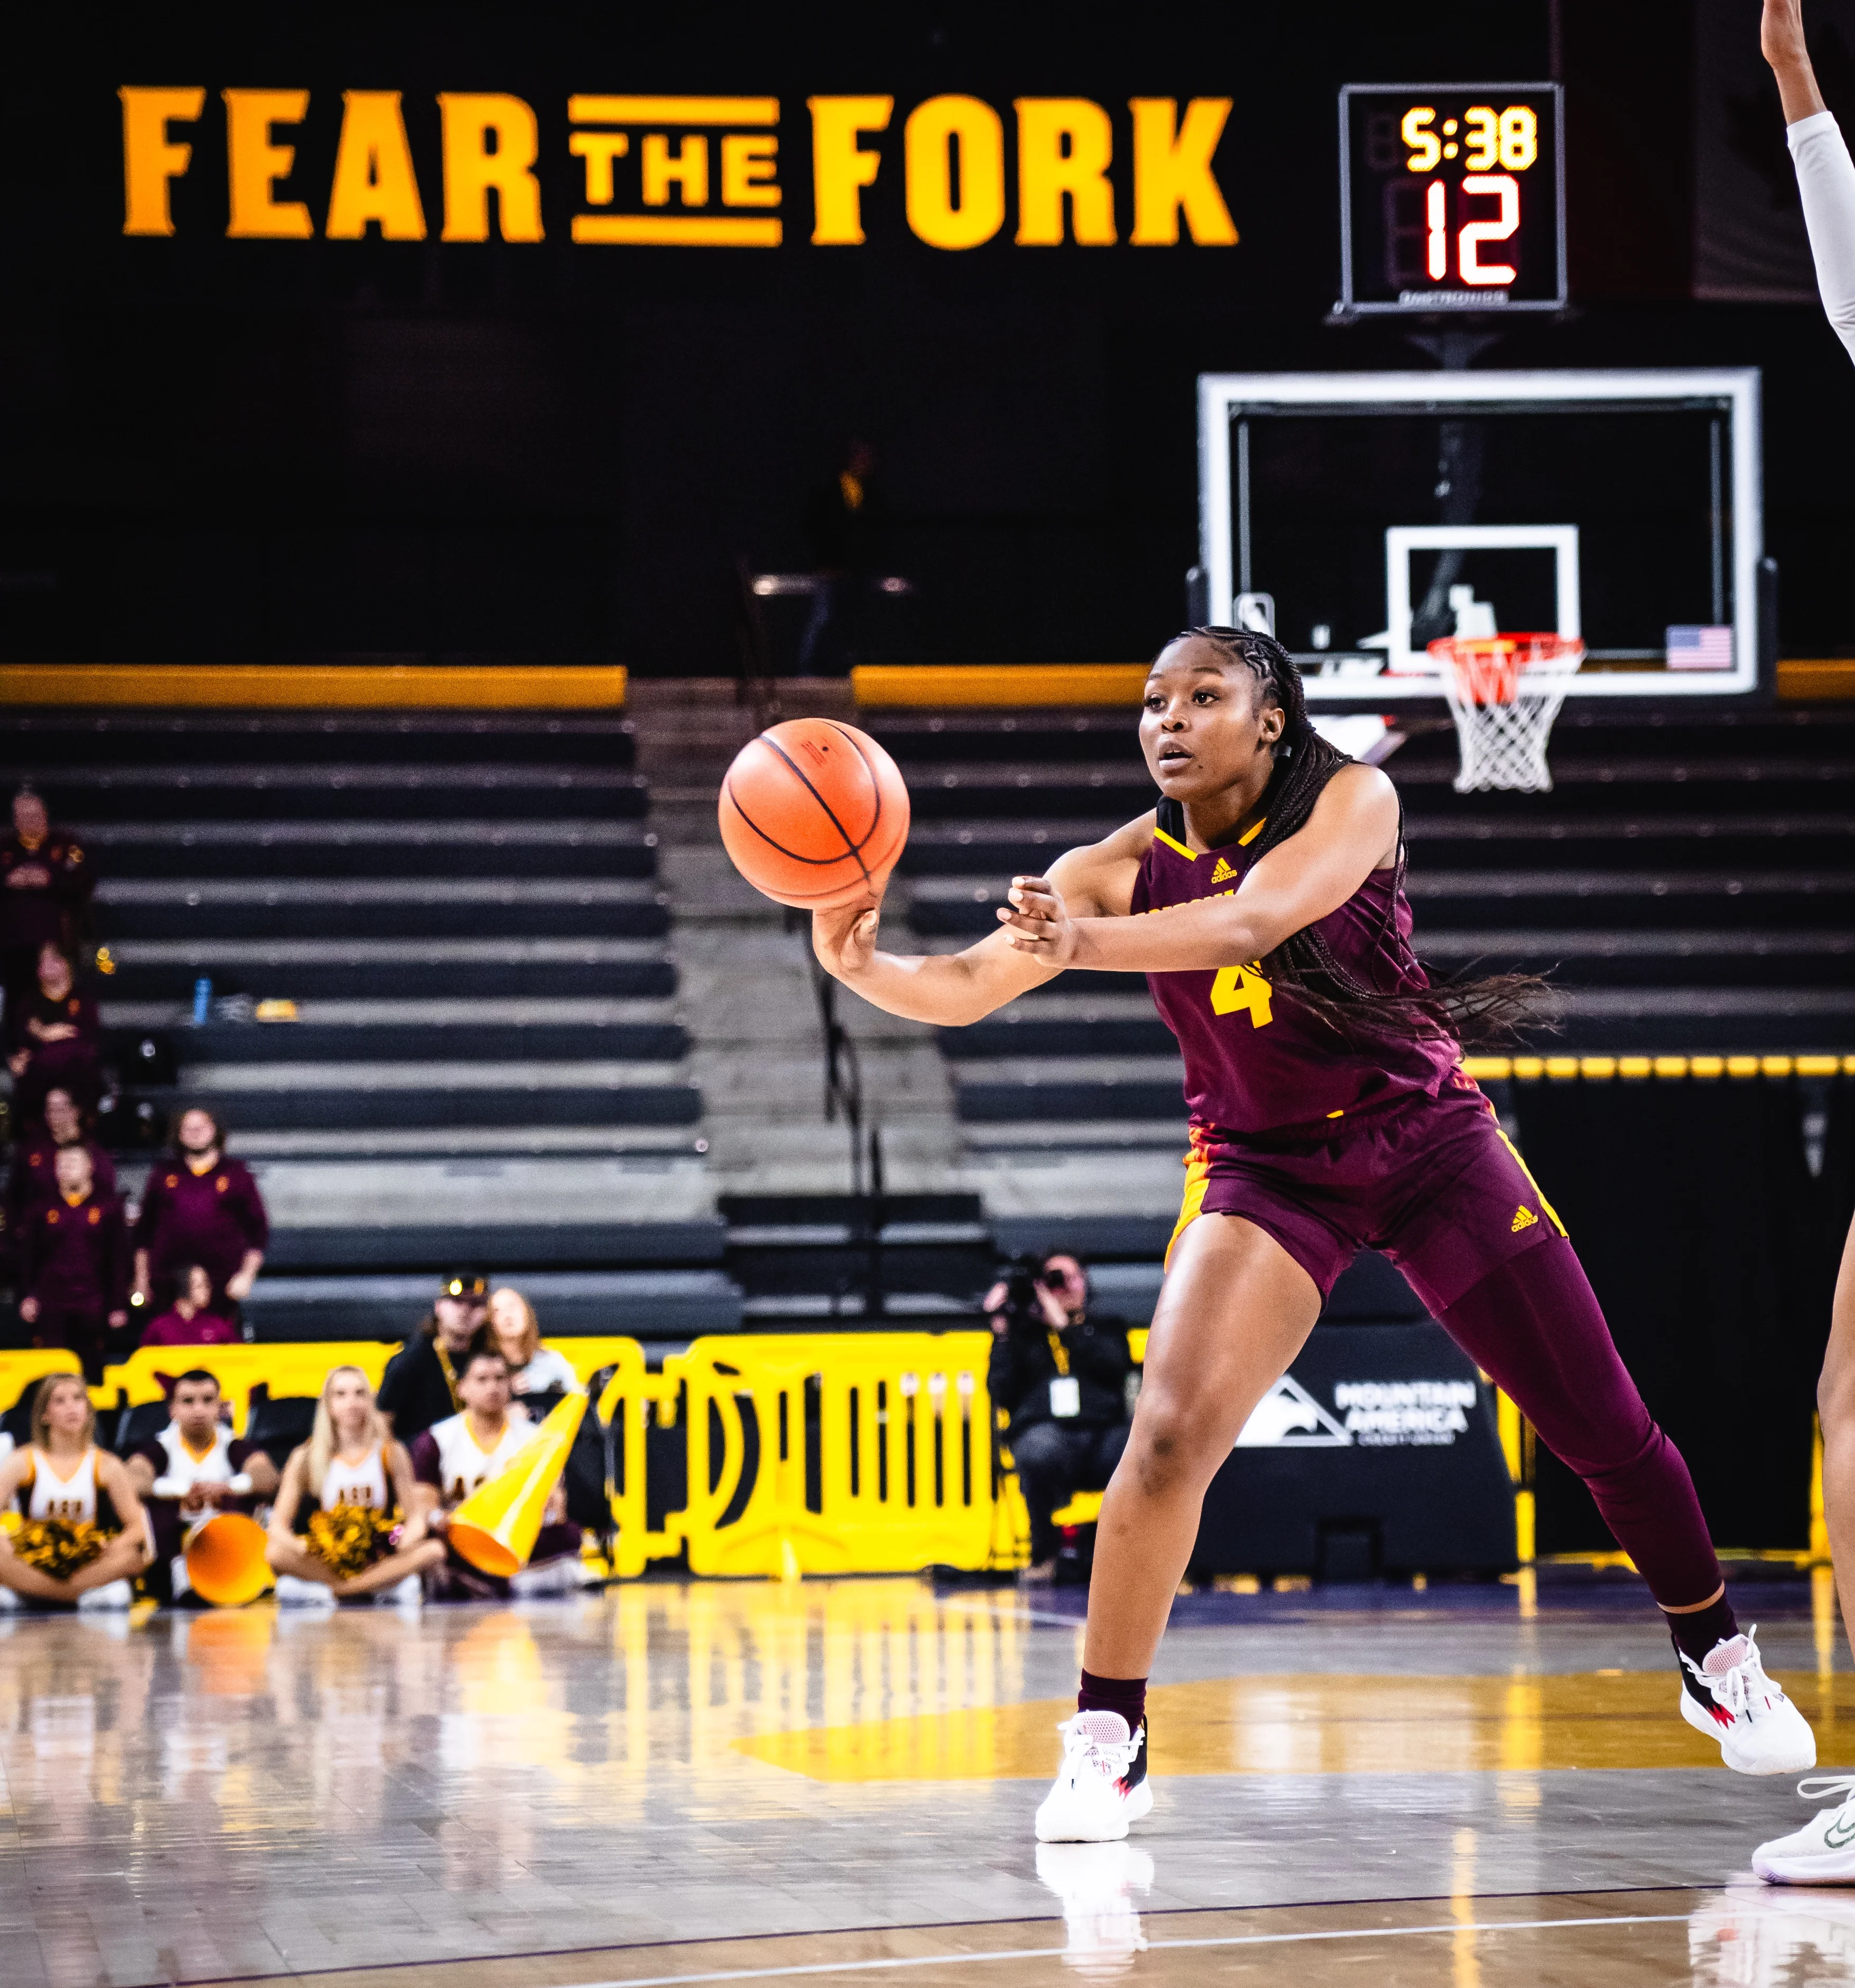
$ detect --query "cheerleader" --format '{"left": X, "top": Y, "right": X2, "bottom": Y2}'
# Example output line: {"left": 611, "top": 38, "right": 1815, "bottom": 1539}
{"left": 264, "top": 1366, "right": 443, "bottom": 1604}
{"left": 124, "top": 1368, "right": 280, "bottom": 1603}
{"left": 0, "top": 1372, "right": 151, "bottom": 1608}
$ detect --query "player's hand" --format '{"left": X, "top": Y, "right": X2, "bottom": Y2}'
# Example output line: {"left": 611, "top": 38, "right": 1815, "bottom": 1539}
{"left": 812, "top": 893, "right": 884, "bottom": 981}
{"left": 17, "top": 1297, "right": 36, "bottom": 1325}
{"left": 997, "top": 874, "right": 1079, "bottom": 966}
{"left": 1763, "top": 0, "right": 1809, "bottom": 73}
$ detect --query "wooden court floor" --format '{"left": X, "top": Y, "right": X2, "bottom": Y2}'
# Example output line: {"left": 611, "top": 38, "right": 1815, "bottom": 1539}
{"left": 0, "top": 1576, "right": 1848, "bottom": 1986}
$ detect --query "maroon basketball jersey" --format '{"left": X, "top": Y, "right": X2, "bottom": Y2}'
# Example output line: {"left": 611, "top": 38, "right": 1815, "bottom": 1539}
{"left": 1130, "top": 800, "right": 1465, "bottom": 1139}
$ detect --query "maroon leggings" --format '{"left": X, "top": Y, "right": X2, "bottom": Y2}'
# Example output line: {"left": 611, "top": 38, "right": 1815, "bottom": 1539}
{"left": 1434, "top": 1236, "right": 1722, "bottom": 1609}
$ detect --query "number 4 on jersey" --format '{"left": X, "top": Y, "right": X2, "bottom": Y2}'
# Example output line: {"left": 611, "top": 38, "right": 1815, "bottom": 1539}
{"left": 1210, "top": 961, "right": 1273, "bottom": 1028}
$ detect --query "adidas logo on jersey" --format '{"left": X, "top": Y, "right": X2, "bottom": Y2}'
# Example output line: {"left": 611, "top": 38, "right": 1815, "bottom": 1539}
{"left": 1211, "top": 856, "right": 1238, "bottom": 883}
{"left": 1511, "top": 1205, "right": 1538, "bottom": 1233}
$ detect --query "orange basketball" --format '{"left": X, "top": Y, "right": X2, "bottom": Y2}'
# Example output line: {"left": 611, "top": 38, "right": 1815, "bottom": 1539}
{"left": 718, "top": 718, "right": 911, "bottom": 910}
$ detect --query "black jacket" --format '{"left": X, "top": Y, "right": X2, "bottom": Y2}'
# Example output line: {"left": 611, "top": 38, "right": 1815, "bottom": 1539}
{"left": 988, "top": 1314, "right": 1132, "bottom": 1442}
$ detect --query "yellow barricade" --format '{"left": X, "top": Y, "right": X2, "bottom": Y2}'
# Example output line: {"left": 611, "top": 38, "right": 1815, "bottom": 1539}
{"left": 595, "top": 1340, "right": 685, "bottom": 1578}
{"left": 0, "top": 1351, "right": 84, "bottom": 1418}
{"left": 665, "top": 1333, "right": 1001, "bottom": 1578}
{"left": 98, "top": 1344, "right": 399, "bottom": 1433}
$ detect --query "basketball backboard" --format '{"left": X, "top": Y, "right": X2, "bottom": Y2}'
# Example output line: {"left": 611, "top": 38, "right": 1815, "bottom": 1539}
{"left": 1196, "top": 368, "right": 1764, "bottom": 704}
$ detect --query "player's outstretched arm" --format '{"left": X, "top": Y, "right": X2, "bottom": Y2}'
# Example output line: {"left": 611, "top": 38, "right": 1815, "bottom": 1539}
{"left": 999, "top": 762, "right": 1398, "bottom": 973}
{"left": 1767, "top": 0, "right": 1855, "bottom": 363}
{"left": 1765, "top": 0, "right": 1828, "bottom": 121}
{"left": 812, "top": 822, "right": 1148, "bottom": 1026}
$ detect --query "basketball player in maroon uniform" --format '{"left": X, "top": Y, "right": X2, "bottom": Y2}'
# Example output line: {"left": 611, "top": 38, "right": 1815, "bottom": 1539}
{"left": 814, "top": 627, "right": 1815, "bottom": 1842}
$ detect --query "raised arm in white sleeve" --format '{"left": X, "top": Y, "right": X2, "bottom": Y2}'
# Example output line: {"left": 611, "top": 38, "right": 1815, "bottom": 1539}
{"left": 1790, "top": 111, "right": 1855, "bottom": 364}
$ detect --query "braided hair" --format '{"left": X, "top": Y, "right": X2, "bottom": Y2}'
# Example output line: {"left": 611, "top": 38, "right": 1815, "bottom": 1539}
{"left": 1169, "top": 627, "right": 1548, "bottom": 1048}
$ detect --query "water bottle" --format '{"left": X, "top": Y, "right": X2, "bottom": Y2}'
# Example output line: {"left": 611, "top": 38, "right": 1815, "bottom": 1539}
{"left": 192, "top": 977, "right": 212, "bottom": 1025}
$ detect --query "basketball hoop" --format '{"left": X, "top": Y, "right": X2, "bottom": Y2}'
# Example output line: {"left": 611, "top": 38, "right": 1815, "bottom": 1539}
{"left": 1427, "top": 633, "right": 1585, "bottom": 794}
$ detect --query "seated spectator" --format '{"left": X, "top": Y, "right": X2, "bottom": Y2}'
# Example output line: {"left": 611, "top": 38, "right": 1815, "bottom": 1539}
{"left": 411, "top": 1347, "right": 583, "bottom": 1600}
{"left": 137, "top": 1265, "right": 240, "bottom": 1350}
{"left": 487, "top": 1286, "right": 583, "bottom": 1398}
{"left": 6, "top": 944, "right": 102, "bottom": 1125}
{"left": 264, "top": 1366, "right": 442, "bottom": 1606}
{"left": 377, "top": 1271, "right": 489, "bottom": 1441}
{"left": 986, "top": 1253, "right": 1133, "bottom": 1586}
{"left": 132, "top": 1108, "right": 267, "bottom": 1319}
{"left": 124, "top": 1369, "right": 279, "bottom": 1604}
{"left": 0, "top": 788, "right": 92, "bottom": 1043}
{"left": 17, "top": 1146, "right": 129, "bottom": 1382}
{"left": 0, "top": 1373, "right": 150, "bottom": 1610}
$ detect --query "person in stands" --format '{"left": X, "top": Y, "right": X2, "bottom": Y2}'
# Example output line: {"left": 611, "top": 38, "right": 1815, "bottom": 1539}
{"left": 411, "top": 1346, "right": 583, "bottom": 1599}
{"left": 137, "top": 1264, "right": 240, "bottom": 1351}
{"left": 4, "top": 1085, "right": 116, "bottom": 1280}
{"left": 0, "top": 1373, "right": 149, "bottom": 1610}
{"left": 377, "top": 1271, "right": 490, "bottom": 1441}
{"left": 17, "top": 1146, "right": 130, "bottom": 1381}
{"left": 265, "top": 1366, "right": 442, "bottom": 1606}
{"left": 0, "top": 788, "right": 92, "bottom": 1043}
{"left": 486, "top": 1286, "right": 582, "bottom": 1398}
{"left": 6, "top": 944, "right": 102, "bottom": 1125}
{"left": 124, "top": 1369, "right": 279, "bottom": 1604}
{"left": 132, "top": 1108, "right": 267, "bottom": 1318}
{"left": 986, "top": 1253, "right": 1134, "bottom": 1585}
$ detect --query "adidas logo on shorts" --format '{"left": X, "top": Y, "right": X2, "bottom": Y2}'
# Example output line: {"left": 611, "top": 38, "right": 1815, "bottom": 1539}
{"left": 1511, "top": 1205, "right": 1538, "bottom": 1233}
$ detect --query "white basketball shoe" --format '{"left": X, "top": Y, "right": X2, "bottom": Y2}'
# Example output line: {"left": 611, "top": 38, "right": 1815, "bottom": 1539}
{"left": 1678, "top": 1628, "right": 1816, "bottom": 1775}
{"left": 1034, "top": 1711, "right": 1153, "bottom": 1843}
{"left": 1754, "top": 1779, "right": 1855, "bottom": 1883}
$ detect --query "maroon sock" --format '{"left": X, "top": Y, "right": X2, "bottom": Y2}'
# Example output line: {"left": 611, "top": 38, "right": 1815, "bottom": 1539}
{"left": 1665, "top": 1592, "right": 1739, "bottom": 1664}
{"left": 1078, "top": 1669, "right": 1147, "bottom": 1732}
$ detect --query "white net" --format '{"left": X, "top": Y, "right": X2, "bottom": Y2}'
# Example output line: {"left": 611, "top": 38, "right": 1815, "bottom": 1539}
{"left": 1431, "top": 636, "right": 1584, "bottom": 794}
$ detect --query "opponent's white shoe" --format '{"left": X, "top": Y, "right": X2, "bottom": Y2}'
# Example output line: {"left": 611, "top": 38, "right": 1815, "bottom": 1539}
{"left": 1678, "top": 1628, "right": 1817, "bottom": 1775}
{"left": 1034, "top": 1711, "right": 1153, "bottom": 1843}
{"left": 1754, "top": 1779, "right": 1855, "bottom": 1883}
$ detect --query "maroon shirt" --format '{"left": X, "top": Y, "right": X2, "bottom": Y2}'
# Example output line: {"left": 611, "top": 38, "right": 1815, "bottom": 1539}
{"left": 138, "top": 1306, "right": 241, "bottom": 1349}
{"left": 8, "top": 988, "right": 101, "bottom": 1070}
{"left": 5, "top": 1136, "right": 117, "bottom": 1243}
{"left": 134, "top": 1155, "right": 269, "bottom": 1295}
{"left": 0, "top": 828, "right": 92, "bottom": 952}
{"left": 20, "top": 1189, "right": 129, "bottom": 1317}
{"left": 1131, "top": 804, "right": 1461, "bottom": 1140}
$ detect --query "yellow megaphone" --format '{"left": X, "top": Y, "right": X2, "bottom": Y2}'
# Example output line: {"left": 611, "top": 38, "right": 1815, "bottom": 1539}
{"left": 447, "top": 1394, "right": 588, "bottom": 1579}
{"left": 184, "top": 1511, "right": 273, "bottom": 1607}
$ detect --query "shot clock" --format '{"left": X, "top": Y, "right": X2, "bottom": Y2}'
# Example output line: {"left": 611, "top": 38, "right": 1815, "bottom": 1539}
{"left": 1337, "top": 83, "right": 1565, "bottom": 315}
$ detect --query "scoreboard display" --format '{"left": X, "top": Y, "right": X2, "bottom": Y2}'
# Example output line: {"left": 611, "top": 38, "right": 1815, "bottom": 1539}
{"left": 1338, "top": 83, "right": 1564, "bottom": 315}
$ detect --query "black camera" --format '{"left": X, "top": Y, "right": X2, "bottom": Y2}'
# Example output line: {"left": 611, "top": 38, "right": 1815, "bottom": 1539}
{"left": 994, "top": 1254, "right": 1053, "bottom": 1335}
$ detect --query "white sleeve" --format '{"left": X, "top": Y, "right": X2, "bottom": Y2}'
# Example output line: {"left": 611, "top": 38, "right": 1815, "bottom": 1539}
{"left": 1789, "top": 110, "right": 1855, "bottom": 364}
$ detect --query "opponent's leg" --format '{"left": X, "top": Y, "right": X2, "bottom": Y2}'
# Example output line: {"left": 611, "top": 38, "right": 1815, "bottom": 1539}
{"left": 1438, "top": 1237, "right": 1814, "bottom": 1776}
{"left": 1756, "top": 1207, "right": 1855, "bottom": 1881}
{"left": 1037, "top": 1214, "right": 1320, "bottom": 1842}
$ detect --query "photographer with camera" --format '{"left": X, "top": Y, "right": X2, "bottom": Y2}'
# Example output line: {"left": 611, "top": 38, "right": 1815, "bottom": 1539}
{"left": 986, "top": 1252, "right": 1133, "bottom": 1584}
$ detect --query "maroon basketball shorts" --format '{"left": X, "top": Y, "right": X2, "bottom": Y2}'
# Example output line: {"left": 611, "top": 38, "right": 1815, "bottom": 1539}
{"left": 1166, "top": 1088, "right": 1566, "bottom": 1315}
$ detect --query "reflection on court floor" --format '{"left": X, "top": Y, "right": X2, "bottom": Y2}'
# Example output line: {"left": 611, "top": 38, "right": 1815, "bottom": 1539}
{"left": 0, "top": 1580, "right": 1845, "bottom": 1987}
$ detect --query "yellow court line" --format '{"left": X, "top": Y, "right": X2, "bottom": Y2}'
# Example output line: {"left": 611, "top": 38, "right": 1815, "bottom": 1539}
{"left": 854, "top": 664, "right": 1149, "bottom": 707}
{"left": 734, "top": 1669, "right": 1855, "bottom": 1782}
{"left": 568, "top": 95, "right": 780, "bottom": 125}
{"left": 0, "top": 664, "right": 627, "bottom": 711}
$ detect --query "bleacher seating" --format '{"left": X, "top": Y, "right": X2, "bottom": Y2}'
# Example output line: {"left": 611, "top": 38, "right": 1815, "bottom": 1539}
{"left": 3, "top": 710, "right": 728, "bottom": 1338}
